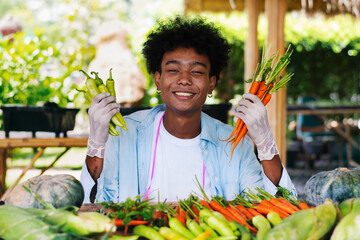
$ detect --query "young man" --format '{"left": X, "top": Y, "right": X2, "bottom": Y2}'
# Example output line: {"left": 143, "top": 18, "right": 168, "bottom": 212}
{"left": 80, "top": 16, "right": 296, "bottom": 203}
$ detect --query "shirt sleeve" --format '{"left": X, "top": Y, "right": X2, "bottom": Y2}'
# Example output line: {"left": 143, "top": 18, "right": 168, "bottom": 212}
{"left": 80, "top": 162, "right": 96, "bottom": 203}
{"left": 261, "top": 164, "right": 298, "bottom": 198}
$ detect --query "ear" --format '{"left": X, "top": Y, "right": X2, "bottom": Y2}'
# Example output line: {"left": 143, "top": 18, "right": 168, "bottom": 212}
{"left": 154, "top": 71, "right": 161, "bottom": 90}
{"left": 208, "top": 75, "right": 217, "bottom": 94}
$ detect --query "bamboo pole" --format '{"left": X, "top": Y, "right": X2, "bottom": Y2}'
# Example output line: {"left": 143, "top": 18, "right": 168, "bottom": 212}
{"left": 244, "top": 0, "right": 260, "bottom": 93}
{"left": 265, "top": 0, "right": 288, "bottom": 165}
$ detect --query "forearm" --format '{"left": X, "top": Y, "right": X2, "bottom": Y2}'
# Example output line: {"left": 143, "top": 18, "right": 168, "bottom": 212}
{"left": 261, "top": 154, "right": 283, "bottom": 186}
{"left": 85, "top": 155, "right": 104, "bottom": 182}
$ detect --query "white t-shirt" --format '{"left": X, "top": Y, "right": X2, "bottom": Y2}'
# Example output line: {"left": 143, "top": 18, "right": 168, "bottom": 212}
{"left": 146, "top": 111, "right": 214, "bottom": 202}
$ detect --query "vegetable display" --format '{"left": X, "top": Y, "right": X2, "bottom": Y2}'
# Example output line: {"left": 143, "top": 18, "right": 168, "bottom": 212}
{"left": 304, "top": 167, "right": 360, "bottom": 206}
{"left": 264, "top": 199, "right": 337, "bottom": 240}
{"left": 78, "top": 68, "right": 127, "bottom": 136}
{"left": 4, "top": 174, "right": 84, "bottom": 209}
{"left": 2, "top": 167, "right": 360, "bottom": 239}
{"left": 223, "top": 46, "right": 294, "bottom": 160}
{"left": 0, "top": 184, "right": 115, "bottom": 240}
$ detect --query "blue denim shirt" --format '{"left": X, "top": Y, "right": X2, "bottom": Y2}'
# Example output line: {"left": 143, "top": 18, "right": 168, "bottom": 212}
{"left": 81, "top": 104, "right": 296, "bottom": 203}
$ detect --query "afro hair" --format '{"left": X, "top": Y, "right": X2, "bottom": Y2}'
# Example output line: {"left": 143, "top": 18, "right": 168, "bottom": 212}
{"left": 142, "top": 15, "right": 231, "bottom": 81}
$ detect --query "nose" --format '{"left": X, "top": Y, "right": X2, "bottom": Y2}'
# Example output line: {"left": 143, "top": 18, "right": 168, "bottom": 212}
{"left": 177, "top": 71, "right": 192, "bottom": 85}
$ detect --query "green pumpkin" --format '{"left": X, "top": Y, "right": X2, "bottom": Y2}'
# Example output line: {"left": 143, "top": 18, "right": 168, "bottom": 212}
{"left": 4, "top": 174, "right": 84, "bottom": 209}
{"left": 304, "top": 167, "right": 360, "bottom": 206}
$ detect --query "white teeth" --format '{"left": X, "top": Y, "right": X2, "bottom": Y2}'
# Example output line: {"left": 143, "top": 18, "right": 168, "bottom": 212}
{"left": 175, "top": 92, "right": 193, "bottom": 96}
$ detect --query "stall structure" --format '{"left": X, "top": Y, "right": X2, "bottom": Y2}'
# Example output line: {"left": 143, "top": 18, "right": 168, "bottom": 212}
{"left": 184, "top": 0, "right": 359, "bottom": 165}
{"left": 0, "top": 134, "right": 88, "bottom": 199}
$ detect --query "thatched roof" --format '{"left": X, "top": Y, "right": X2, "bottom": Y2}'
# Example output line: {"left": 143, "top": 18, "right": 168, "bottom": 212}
{"left": 185, "top": 0, "right": 360, "bottom": 17}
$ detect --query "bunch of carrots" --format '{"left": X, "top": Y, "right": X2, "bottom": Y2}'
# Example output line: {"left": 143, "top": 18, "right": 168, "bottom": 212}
{"left": 224, "top": 46, "right": 294, "bottom": 160}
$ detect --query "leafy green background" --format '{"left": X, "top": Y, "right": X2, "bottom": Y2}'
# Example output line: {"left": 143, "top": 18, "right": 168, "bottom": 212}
{"left": 0, "top": 1, "right": 359, "bottom": 116}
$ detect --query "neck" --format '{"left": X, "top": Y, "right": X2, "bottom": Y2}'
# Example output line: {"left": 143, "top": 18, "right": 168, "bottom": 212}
{"left": 162, "top": 109, "right": 201, "bottom": 139}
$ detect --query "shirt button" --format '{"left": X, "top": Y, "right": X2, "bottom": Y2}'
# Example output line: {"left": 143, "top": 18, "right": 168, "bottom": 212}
{"left": 215, "top": 177, "right": 219, "bottom": 182}
{"left": 203, "top": 150, "right": 208, "bottom": 154}
{"left": 201, "top": 142, "right": 205, "bottom": 147}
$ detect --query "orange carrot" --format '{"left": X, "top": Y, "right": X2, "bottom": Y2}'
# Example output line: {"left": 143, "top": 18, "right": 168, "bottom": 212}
{"left": 230, "top": 124, "right": 248, "bottom": 159}
{"left": 179, "top": 210, "right": 187, "bottom": 220}
{"left": 248, "top": 207, "right": 262, "bottom": 217}
{"left": 175, "top": 205, "right": 180, "bottom": 214}
{"left": 114, "top": 219, "right": 149, "bottom": 226}
{"left": 255, "top": 203, "right": 290, "bottom": 218}
{"left": 277, "top": 199, "right": 300, "bottom": 212}
{"left": 175, "top": 214, "right": 186, "bottom": 227}
{"left": 221, "top": 118, "right": 244, "bottom": 142}
{"left": 191, "top": 204, "right": 200, "bottom": 217}
{"left": 256, "top": 81, "right": 268, "bottom": 99}
{"left": 298, "top": 202, "right": 310, "bottom": 210}
{"left": 227, "top": 203, "right": 247, "bottom": 220}
{"left": 269, "top": 198, "right": 297, "bottom": 215}
{"left": 249, "top": 80, "right": 262, "bottom": 95}
{"left": 227, "top": 203, "right": 258, "bottom": 233}
{"left": 258, "top": 199, "right": 290, "bottom": 218}
{"left": 200, "top": 200, "right": 212, "bottom": 210}
{"left": 209, "top": 201, "right": 234, "bottom": 219}
{"left": 262, "top": 93, "right": 272, "bottom": 106}
{"left": 236, "top": 204, "right": 254, "bottom": 219}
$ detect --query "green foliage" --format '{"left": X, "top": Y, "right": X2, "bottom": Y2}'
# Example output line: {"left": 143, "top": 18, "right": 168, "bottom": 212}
{"left": 196, "top": 12, "right": 360, "bottom": 103}
{"left": 0, "top": 31, "right": 66, "bottom": 106}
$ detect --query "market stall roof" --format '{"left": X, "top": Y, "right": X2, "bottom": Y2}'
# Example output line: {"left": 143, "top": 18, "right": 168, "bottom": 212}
{"left": 184, "top": 0, "right": 360, "bottom": 17}
{"left": 184, "top": 0, "right": 359, "bottom": 165}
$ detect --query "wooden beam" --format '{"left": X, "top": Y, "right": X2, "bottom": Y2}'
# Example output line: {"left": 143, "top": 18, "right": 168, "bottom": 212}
{"left": 265, "top": 0, "right": 288, "bottom": 166}
{"left": 244, "top": 0, "right": 260, "bottom": 93}
{"left": 0, "top": 137, "right": 88, "bottom": 148}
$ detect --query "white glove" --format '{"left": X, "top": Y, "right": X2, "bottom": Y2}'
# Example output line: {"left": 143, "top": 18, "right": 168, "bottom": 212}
{"left": 235, "top": 93, "right": 279, "bottom": 161}
{"left": 87, "top": 92, "right": 120, "bottom": 158}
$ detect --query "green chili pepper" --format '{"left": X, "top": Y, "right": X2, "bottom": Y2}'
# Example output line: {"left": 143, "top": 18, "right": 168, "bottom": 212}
{"left": 168, "top": 217, "right": 195, "bottom": 239}
{"left": 108, "top": 235, "right": 139, "bottom": 240}
{"left": 205, "top": 216, "right": 235, "bottom": 237}
{"left": 106, "top": 68, "right": 116, "bottom": 98}
{"left": 109, "top": 121, "right": 119, "bottom": 136}
{"left": 199, "top": 208, "right": 214, "bottom": 219}
{"left": 232, "top": 222, "right": 252, "bottom": 240}
{"left": 96, "top": 81, "right": 127, "bottom": 131}
{"left": 76, "top": 88, "right": 92, "bottom": 104}
{"left": 267, "top": 212, "right": 282, "bottom": 227}
{"left": 252, "top": 215, "right": 271, "bottom": 240}
{"left": 91, "top": 71, "right": 104, "bottom": 86}
{"left": 98, "top": 83, "right": 109, "bottom": 93}
{"left": 199, "top": 222, "right": 219, "bottom": 237}
{"left": 132, "top": 225, "right": 165, "bottom": 240}
{"left": 80, "top": 70, "right": 100, "bottom": 98}
{"left": 158, "top": 227, "right": 190, "bottom": 240}
{"left": 186, "top": 219, "right": 204, "bottom": 237}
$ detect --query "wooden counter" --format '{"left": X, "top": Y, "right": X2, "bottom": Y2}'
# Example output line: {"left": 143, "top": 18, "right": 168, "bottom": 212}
{"left": 0, "top": 133, "right": 88, "bottom": 198}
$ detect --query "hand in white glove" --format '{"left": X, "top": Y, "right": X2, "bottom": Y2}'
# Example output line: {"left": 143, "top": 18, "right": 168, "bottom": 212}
{"left": 234, "top": 93, "right": 279, "bottom": 161}
{"left": 87, "top": 92, "right": 120, "bottom": 158}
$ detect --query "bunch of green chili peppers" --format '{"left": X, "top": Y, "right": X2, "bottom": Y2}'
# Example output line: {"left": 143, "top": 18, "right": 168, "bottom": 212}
{"left": 79, "top": 68, "right": 127, "bottom": 136}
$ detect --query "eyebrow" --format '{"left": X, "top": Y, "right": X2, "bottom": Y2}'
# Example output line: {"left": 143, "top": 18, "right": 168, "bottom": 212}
{"left": 165, "top": 60, "right": 207, "bottom": 68}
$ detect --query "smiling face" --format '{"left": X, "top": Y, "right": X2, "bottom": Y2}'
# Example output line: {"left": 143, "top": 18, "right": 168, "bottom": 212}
{"left": 155, "top": 47, "right": 216, "bottom": 116}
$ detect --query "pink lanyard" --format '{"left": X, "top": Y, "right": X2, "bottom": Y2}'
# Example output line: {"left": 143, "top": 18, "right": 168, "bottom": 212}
{"left": 143, "top": 112, "right": 206, "bottom": 200}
